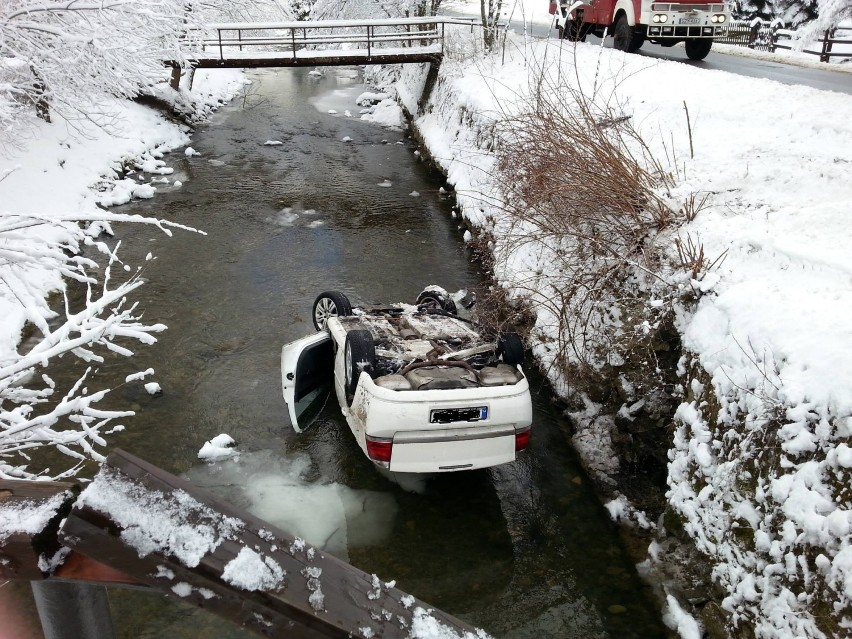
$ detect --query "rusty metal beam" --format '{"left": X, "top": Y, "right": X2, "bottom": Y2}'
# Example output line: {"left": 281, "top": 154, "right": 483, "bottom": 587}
{"left": 57, "top": 449, "right": 479, "bottom": 639}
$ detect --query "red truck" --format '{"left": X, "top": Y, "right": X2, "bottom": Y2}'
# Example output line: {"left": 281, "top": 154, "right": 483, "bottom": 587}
{"left": 549, "top": 0, "right": 732, "bottom": 60}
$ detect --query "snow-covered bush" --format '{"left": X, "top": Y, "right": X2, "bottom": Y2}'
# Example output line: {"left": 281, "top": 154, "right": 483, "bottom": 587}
{"left": 0, "top": 208, "right": 201, "bottom": 480}
{"left": 0, "top": 0, "right": 285, "bottom": 148}
{"left": 490, "top": 58, "right": 693, "bottom": 415}
{"left": 668, "top": 324, "right": 852, "bottom": 637}
{"left": 310, "top": 0, "right": 444, "bottom": 20}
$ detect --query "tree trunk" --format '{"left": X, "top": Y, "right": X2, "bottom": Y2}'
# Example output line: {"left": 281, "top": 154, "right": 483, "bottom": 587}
{"left": 31, "top": 69, "right": 50, "bottom": 123}
{"left": 480, "top": 0, "right": 503, "bottom": 51}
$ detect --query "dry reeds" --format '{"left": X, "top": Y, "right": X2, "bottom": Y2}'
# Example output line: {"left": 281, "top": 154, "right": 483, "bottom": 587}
{"left": 488, "top": 63, "right": 681, "bottom": 374}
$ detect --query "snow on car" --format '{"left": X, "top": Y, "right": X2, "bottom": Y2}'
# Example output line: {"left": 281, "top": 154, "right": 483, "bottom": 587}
{"left": 281, "top": 287, "right": 533, "bottom": 473}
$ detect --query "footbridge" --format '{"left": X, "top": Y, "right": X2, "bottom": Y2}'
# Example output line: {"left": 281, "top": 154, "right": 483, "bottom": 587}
{"left": 169, "top": 16, "right": 478, "bottom": 88}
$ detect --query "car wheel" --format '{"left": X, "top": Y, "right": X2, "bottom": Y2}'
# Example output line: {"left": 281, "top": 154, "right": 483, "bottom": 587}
{"left": 498, "top": 333, "right": 525, "bottom": 366}
{"left": 345, "top": 330, "right": 375, "bottom": 398}
{"left": 312, "top": 291, "right": 352, "bottom": 330}
{"left": 684, "top": 38, "right": 713, "bottom": 61}
{"left": 416, "top": 288, "right": 458, "bottom": 314}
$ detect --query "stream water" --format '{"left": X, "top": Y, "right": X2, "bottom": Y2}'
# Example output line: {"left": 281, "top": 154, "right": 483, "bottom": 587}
{"left": 13, "top": 67, "right": 669, "bottom": 638}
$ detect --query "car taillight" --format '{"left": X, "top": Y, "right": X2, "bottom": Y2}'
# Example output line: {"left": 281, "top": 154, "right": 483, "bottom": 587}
{"left": 366, "top": 436, "right": 393, "bottom": 465}
{"left": 515, "top": 428, "right": 531, "bottom": 452}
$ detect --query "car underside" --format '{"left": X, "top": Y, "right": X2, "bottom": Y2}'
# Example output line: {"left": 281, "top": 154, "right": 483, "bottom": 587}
{"left": 281, "top": 289, "right": 534, "bottom": 473}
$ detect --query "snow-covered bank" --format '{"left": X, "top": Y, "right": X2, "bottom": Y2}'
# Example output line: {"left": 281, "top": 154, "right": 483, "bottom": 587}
{"left": 386, "top": 27, "right": 852, "bottom": 639}
{"left": 0, "top": 70, "right": 247, "bottom": 478}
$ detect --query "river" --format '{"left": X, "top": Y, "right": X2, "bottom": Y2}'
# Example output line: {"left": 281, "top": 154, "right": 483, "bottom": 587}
{"left": 30, "top": 66, "right": 669, "bottom": 638}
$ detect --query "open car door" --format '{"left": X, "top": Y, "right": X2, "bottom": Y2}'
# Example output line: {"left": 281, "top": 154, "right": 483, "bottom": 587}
{"left": 281, "top": 331, "right": 333, "bottom": 433}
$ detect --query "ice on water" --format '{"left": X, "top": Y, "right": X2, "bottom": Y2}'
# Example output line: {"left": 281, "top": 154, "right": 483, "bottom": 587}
{"left": 185, "top": 450, "right": 397, "bottom": 561}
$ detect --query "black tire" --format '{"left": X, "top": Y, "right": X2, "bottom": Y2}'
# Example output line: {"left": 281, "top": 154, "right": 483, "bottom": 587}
{"left": 612, "top": 15, "right": 642, "bottom": 53}
{"left": 498, "top": 333, "right": 525, "bottom": 366}
{"left": 312, "top": 291, "right": 352, "bottom": 330}
{"left": 344, "top": 330, "right": 375, "bottom": 397}
{"left": 416, "top": 288, "right": 457, "bottom": 315}
{"left": 685, "top": 38, "right": 713, "bottom": 61}
{"left": 630, "top": 31, "right": 645, "bottom": 51}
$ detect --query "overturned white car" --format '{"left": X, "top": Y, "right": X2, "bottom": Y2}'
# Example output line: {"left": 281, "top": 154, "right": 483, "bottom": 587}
{"left": 281, "top": 287, "right": 533, "bottom": 473}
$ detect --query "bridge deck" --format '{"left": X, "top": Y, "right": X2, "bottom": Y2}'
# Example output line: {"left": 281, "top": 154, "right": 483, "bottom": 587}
{"left": 185, "top": 45, "right": 443, "bottom": 68}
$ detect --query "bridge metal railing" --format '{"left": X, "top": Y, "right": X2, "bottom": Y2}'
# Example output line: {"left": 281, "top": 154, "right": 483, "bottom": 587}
{"left": 185, "top": 16, "right": 480, "bottom": 62}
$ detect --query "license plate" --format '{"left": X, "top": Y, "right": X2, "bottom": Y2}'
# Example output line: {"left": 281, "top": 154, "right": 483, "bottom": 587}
{"left": 430, "top": 406, "right": 488, "bottom": 424}
{"left": 679, "top": 17, "right": 700, "bottom": 24}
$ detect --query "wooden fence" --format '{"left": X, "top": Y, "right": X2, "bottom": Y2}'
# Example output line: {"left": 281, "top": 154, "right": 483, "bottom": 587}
{"left": 716, "top": 21, "right": 851, "bottom": 62}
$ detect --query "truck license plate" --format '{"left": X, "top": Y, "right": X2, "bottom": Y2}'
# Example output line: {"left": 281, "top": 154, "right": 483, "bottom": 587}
{"left": 679, "top": 17, "right": 700, "bottom": 24}
{"left": 430, "top": 406, "right": 488, "bottom": 423}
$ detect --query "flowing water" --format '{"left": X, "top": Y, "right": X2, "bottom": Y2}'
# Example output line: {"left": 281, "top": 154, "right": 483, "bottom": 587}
{"left": 17, "top": 67, "right": 670, "bottom": 638}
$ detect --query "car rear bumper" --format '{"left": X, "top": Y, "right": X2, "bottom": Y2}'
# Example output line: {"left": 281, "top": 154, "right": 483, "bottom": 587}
{"left": 390, "top": 424, "right": 518, "bottom": 472}
{"left": 349, "top": 372, "right": 533, "bottom": 472}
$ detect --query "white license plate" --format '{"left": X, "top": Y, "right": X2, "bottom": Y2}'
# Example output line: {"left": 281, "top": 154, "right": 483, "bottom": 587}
{"left": 679, "top": 17, "right": 700, "bottom": 24}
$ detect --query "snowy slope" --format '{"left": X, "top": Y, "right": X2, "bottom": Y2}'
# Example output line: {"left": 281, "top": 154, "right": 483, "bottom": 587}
{"left": 402, "top": 29, "right": 852, "bottom": 638}
{"left": 0, "top": 71, "right": 246, "bottom": 369}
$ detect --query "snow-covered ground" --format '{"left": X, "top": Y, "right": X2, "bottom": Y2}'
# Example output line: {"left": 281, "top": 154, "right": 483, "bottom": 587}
{"left": 391, "top": 22, "right": 852, "bottom": 639}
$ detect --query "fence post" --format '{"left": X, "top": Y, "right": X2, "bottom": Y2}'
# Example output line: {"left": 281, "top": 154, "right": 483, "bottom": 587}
{"left": 367, "top": 24, "right": 372, "bottom": 59}
{"left": 769, "top": 23, "right": 779, "bottom": 52}
{"left": 169, "top": 65, "right": 181, "bottom": 90}
{"left": 218, "top": 28, "right": 223, "bottom": 61}
{"left": 820, "top": 28, "right": 835, "bottom": 62}
{"left": 748, "top": 21, "right": 759, "bottom": 49}
{"left": 32, "top": 581, "right": 115, "bottom": 639}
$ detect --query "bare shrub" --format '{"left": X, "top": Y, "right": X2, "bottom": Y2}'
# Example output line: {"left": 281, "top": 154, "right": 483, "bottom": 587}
{"left": 491, "top": 57, "right": 680, "bottom": 378}
{"left": 675, "top": 233, "right": 728, "bottom": 281}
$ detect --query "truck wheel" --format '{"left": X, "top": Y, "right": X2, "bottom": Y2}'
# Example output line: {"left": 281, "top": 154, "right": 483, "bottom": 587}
{"left": 612, "top": 15, "right": 642, "bottom": 53}
{"left": 685, "top": 38, "right": 713, "bottom": 61}
{"left": 498, "top": 333, "right": 525, "bottom": 366}
{"left": 613, "top": 15, "right": 631, "bottom": 51}
{"left": 345, "top": 330, "right": 375, "bottom": 398}
{"left": 313, "top": 291, "right": 352, "bottom": 330}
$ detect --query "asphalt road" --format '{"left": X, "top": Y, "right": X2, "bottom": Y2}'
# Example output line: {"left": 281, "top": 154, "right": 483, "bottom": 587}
{"left": 445, "top": 4, "right": 852, "bottom": 95}
{"left": 583, "top": 33, "right": 852, "bottom": 95}
{"left": 510, "top": 20, "right": 852, "bottom": 94}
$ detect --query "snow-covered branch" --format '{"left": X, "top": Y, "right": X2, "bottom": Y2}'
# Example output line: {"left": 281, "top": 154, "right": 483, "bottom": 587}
{"left": 0, "top": 211, "right": 201, "bottom": 480}
{"left": 310, "top": 0, "right": 444, "bottom": 21}
{"left": 0, "top": 0, "right": 287, "bottom": 145}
